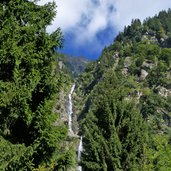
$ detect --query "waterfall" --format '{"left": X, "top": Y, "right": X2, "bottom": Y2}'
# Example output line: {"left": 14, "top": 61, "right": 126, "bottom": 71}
{"left": 67, "top": 84, "right": 75, "bottom": 135}
{"left": 77, "top": 136, "right": 83, "bottom": 171}
{"left": 78, "top": 136, "right": 83, "bottom": 161}
{"left": 67, "top": 84, "right": 83, "bottom": 170}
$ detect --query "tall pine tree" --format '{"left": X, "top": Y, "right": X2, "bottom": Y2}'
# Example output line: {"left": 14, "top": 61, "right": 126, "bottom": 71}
{"left": 0, "top": 0, "right": 73, "bottom": 170}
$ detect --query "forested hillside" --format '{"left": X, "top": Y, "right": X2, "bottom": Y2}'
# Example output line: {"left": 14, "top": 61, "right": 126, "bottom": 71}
{"left": 57, "top": 54, "right": 90, "bottom": 78}
{"left": 75, "top": 9, "right": 171, "bottom": 170}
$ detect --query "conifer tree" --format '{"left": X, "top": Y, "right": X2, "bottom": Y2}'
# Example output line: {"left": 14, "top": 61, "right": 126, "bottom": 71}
{"left": 81, "top": 71, "right": 148, "bottom": 170}
{"left": 0, "top": 0, "right": 73, "bottom": 170}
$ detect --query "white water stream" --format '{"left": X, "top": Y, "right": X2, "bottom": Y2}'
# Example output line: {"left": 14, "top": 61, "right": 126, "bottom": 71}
{"left": 77, "top": 136, "right": 83, "bottom": 171}
{"left": 67, "top": 84, "right": 83, "bottom": 170}
{"left": 78, "top": 136, "right": 83, "bottom": 161}
{"left": 68, "top": 84, "right": 75, "bottom": 135}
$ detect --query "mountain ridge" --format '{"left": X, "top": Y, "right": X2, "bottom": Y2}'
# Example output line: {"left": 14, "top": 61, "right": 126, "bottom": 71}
{"left": 57, "top": 53, "right": 91, "bottom": 78}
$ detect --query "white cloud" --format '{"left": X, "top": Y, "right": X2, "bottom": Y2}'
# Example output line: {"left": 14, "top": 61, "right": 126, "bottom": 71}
{"left": 38, "top": 0, "right": 171, "bottom": 49}
{"left": 112, "top": 0, "right": 171, "bottom": 30}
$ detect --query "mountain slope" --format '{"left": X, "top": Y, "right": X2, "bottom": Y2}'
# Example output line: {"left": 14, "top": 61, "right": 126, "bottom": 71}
{"left": 57, "top": 54, "right": 90, "bottom": 78}
{"left": 75, "top": 9, "right": 171, "bottom": 171}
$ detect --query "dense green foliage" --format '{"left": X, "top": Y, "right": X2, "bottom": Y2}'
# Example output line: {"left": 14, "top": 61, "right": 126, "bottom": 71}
{"left": 0, "top": 0, "right": 74, "bottom": 170}
{"left": 75, "top": 9, "right": 171, "bottom": 170}
{"left": 81, "top": 71, "right": 148, "bottom": 171}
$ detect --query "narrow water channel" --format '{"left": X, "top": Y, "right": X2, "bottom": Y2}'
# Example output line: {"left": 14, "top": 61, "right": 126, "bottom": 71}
{"left": 67, "top": 84, "right": 83, "bottom": 171}
{"left": 67, "top": 84, "right": 75, "bottom": 135}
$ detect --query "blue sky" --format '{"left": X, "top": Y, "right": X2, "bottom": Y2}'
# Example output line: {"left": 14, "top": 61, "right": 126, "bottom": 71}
{"left": 60, "top": 25, "right": 116, "bottom": 60}
{"left": 38, "top": 0, "right": 171, "bottom": 60}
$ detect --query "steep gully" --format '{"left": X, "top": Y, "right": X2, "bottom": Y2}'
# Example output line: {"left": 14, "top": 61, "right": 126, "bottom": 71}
{"left": 67, "top": 84, "right": 83, "bottom": 171}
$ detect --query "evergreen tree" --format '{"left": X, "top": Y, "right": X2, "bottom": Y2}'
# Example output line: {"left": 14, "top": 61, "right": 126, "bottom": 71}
{"left": 81, "top": 71, "right": 148, "bottom": 171}
{"left": 0, "top": 0, "right": 73, "bottom": 170}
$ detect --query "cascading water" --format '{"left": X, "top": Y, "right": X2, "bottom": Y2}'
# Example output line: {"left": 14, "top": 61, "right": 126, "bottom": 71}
{"left": 78, "top": 136, "right": 83, "bottom": 161}
{"left": 77, "top": 136, "right": 83, "bottom": 171}
{"left": 67, "top": 84, "right": 75, "bottom": 135}
{"left": 67, "top": 84, "right": 83, "bottom": 170}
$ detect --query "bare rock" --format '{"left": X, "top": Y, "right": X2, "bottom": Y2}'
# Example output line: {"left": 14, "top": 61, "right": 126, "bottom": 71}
{"left": 142, "top": 60, "right": 155, "bottom": 69}
{"left": 157, "top": 86, "right": 171, "bottom": 97}
{"left": 140, "top": 69, "right": 148, "bottom": 80}
{"left": 122, "top": 68, "right": 128, "bottom": 75}
{"left": 124, "top": 57, "right": 131, "bottom": 68}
